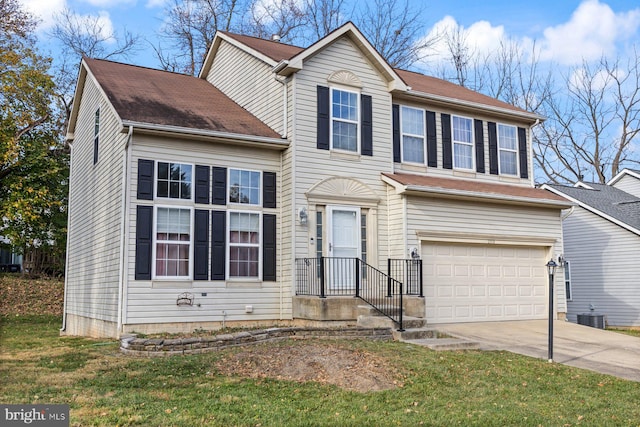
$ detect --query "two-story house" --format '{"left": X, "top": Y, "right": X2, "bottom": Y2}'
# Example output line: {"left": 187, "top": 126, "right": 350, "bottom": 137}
{"left": 63, "top": 23, "right": 570, "bottom": 338}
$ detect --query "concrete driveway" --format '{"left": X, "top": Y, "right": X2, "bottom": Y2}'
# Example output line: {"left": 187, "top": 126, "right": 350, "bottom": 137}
{"left": 435, "top": 320, "right": 640, "bottom": 382}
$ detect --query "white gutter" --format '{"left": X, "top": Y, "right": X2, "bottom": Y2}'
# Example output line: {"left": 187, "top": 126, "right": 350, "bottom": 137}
{"left": 116, "top": 126, "right": 133, "bottom": 336}
{"left": 60, "top": 145, "right": 74, "bottom": 333}
{"left": 121, "top": 121, "right": 288, "bottom": 148}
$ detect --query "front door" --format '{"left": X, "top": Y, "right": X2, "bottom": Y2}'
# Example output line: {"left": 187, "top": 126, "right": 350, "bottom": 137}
{"left": 327, "top": 206, "right": 361, "bottom": 289}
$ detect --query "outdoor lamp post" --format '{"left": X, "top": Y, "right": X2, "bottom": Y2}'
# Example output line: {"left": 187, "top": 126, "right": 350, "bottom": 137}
{"left": 546, "top": 259, "right": 558, "bottom": 362}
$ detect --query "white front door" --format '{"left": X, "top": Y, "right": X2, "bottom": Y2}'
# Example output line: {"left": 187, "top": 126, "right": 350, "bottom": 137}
{"left": 327, "top": 206, "right": 361, "bottom": 289}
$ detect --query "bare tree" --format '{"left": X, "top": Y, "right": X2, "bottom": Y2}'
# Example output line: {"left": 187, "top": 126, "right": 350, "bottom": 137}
{"left": 304, "top": 0, "right": 348, "bottom": 40}
{"left": 156, "top": 0, "right": 245, "bottom": 75}
{"left": 243, "top": 0, "right": 308, "bottom": 43}
{"left": 354, "top": 0, "right": 438, "bottom": 69}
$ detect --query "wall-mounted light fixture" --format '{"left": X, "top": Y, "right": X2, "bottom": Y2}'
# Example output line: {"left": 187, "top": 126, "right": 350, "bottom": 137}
{"left": 410, "top": 247, "right": 420, "bottom": 259}
{"left": 299, "top": 207, "right": 308, "bottom": 225}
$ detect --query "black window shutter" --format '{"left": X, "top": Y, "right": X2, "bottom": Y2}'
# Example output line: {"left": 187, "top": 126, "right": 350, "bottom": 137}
{"left": 263, "top": 214, "right": 276, "bottom": 281}
{"left": 474, "top": 119, "right": 485, "bottom": 173}
{"left": 317, "top": 86, "right": 330, "bottom": 150}
{"left": 211, "top": 210, "right": 226, "bottom": 280}
{"left": 137, "top": 159, "right": 154, "bottom": 200}
{"left": 488, "top": 122, "right": 498, "bottom": 175}
{"left": 195, "top": 165, "right": 210, "bottom": 204}
{"left": 194, "top": 209, "right": 209, "bottom": 280}
{"left": 361, "top": 94, "right": 373, "bottom": 156}
{"left": 135, "top": 205, "right": 153, "bottom": 280}
{"left": 392, "top": 104, "right": 401, "bottom": 162}
{"left": 426, "top": 111, "right": 437, "bottom": 167}
{"left": 263, "top": 172, "right": 276, "bottom": 208}
{"left": 441, "top": 113, "right": 452, "bottom": 169}
{"left": 518, "top": 127, "right": 529, "bottom": 179}
{"left": 212, "top": 167, "right": 227, "bottom": 205}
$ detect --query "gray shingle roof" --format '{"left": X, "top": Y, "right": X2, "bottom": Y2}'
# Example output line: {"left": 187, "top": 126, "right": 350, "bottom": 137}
{"left": 549, "top": 183, "right": 640, "bottom": 230}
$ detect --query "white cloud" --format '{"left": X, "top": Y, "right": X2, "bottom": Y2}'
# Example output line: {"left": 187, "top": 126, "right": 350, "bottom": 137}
{"left": 540, "top": 0, "right": 640, "bottom": 65}
{"left": 145, "top": 0, "right": 167, "bottom": 8}
{"left": 18, "top": 0, "right": 67, "bottom": 30}
{"left": 79, "top": 0, "right": 136, "bottom": 7}
{"left": 74, "top": 10, "right": 116, "bottom": 43}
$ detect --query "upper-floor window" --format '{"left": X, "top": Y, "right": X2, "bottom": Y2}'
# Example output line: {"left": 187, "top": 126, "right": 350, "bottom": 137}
{"left": 229, "top": 169, "right": 261, "bottom": 205}
{"left": 401, "top": 106, "right": 425, "bottom": 164}
{"left": 93, "top": 108, "right": 100, "bottom": 165}
{"left": 156, "top": 162, "right": 192, "bottom": 200}
{"left": 498, "top": 124, "right": 518, "bottom": 176}
{"left": 452, "top": 115, "right": 474, "bottom": 170}
{"left": 331, "top": 88, "right": 359, "bottom": 152}
{"left": 155, "top": 207, "right": 191, "bottom": 278}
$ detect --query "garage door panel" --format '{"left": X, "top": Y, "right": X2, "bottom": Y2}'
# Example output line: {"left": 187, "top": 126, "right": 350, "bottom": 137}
{"left": 424, "top": 242, "right": 547, "bottom": 323}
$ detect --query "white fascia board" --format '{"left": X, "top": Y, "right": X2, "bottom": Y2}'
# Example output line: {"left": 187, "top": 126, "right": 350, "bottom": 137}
{"left": 542, "top": 184, "right": 640, "bottom": 236}
{"left": 200, "top": 32, "right": 278, "bottom": 79}
{"left": 398, "top": 90, "right": 544, "bottom": 124}
{"left": 122, "top": 121, "right": 288, "bottom": 149}
{"left": 608, "top": 169, "right": 640, "bottom": 186}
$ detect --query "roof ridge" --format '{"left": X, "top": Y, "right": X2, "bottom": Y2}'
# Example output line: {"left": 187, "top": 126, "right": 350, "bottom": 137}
{"left": 220, "top": 30, "right": 304, "bottom": 49}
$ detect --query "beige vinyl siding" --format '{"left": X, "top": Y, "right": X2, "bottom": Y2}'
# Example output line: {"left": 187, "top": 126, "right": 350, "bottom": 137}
{"left": 65, "top": 75, "right": 125, "bottom": 323}
{"left": 124, "top": 135, "right": 290, "bottom": 324}
{"left": 292, "top": 37, "right": 394, "bottom": 270}
{"left": 385, "top": 186, "right": 406, "bottom": 261}
{"left": 392, "top": 105, "right": 533, "bottom": 187}
{"left": 611, "top": 174, "right": 640, "bottom": 197}
{"left": 406, "top": 197, "right": 567, "bottom": 312}
{"left": 207, "top": 41, "right": 283, "bottom": 135}
{"left": 563, "top": 207, "right": 640, "bottom": 326}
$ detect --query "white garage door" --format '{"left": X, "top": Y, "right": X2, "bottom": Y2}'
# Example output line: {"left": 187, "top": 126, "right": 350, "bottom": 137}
{"left": 423, "top": 243, "right": 547, "bottom": 323}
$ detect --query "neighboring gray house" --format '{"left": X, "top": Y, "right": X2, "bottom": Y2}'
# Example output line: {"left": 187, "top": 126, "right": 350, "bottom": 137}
{"left": 64, "top": 22, "right": 570, "bottom": 338}
{"left": 545, "top": 172, "right": 640, "bottom": 327}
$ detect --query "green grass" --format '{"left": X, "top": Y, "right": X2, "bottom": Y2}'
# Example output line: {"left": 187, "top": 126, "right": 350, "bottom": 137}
{"left": 609, "top": 328, "right": 640, "bottom": 338}
{"left": 1, "top": 316, "right": 640, "bottom": 426}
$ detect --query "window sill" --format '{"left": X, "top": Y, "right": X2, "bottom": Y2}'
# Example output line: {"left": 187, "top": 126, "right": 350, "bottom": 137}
{"left": 226, "top": 280, "right": 262, "bottom": 289}
{"left": 397, "top": 163, "right": 427, "bottom": 174}
{"left": 152, "top": 280, "right": 193, "bottom": 289}
{"left": 453, "top": 170, "right": 476, "bottom": 178}
{"left": 498, "top": 175, "right": 521, "bottom": 183}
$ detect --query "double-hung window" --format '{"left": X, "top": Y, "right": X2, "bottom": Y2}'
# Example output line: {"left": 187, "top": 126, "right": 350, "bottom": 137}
{"left": 498, "top": 124, "right": 518, "bottom": 176}
{"left": 401, "top": 106, "right": 425, "bottom": 164}
{"left": 155, "top": 207, "right": 191, "bottom": 278}
{"left": 229, "top": 169, "right": 260, "bottom": 205}
{"left": 452, "top": 115, "right": 474, "bottom": 170}
{"left": 157, "top": 162, "right": 192, "bottom": 200}
{"left": 228, "top": 211, "right": 261, "bottom": 278}
{"left": 331, "top": 88, "right": 359, "bottom": 152}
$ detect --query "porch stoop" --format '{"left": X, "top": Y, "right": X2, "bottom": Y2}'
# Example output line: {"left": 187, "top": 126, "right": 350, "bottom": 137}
{"left": 356, "top": 305, "right": 480, "bottom": 351}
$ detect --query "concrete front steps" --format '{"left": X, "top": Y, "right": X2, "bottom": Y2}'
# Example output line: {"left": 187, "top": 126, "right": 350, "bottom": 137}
{"left": 356, "top": 305, "right": 480, "bottom": 351}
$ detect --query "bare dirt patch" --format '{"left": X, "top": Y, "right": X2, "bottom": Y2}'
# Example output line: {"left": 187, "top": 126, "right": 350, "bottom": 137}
{"left": 216, "top": 342, "right": 402, "bottom": 392}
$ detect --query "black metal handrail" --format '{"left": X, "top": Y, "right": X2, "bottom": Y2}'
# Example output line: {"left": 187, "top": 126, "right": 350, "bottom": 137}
{"left": 388, "top": 259, "right": 423, "bottom": 297}
{"left": 295, "top": 257, "right": 406, "bottom": 331}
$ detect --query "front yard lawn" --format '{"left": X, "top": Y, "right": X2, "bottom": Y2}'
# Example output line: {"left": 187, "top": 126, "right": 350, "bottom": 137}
{"left": 1, "top": 315, "right": 640, "bottom": 426}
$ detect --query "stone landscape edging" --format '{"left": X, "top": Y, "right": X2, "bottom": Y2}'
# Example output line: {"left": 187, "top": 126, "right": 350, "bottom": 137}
{"left": 120, "top": 327, "right": 393, "bottom": 357}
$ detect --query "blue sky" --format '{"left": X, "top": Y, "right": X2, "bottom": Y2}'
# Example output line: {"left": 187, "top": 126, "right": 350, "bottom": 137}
{"left": 17, "top": 0, "right": 640, "bottom": 70}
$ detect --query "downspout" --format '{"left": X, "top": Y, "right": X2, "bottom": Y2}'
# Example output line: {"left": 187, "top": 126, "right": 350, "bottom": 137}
{"left": 561, "top": 206, "right": 575, "bottom": 220}
{"left": 273, "top": 75, "right": 290, "bottom": 138}
{"left": 279, "top": 152, "right": 284, "bottom": 320}
{"left": 117, "top": 126, "right": 134, "bottom": 335}
{"left": 60, "top": 140, "right": 74, "bottom": 333}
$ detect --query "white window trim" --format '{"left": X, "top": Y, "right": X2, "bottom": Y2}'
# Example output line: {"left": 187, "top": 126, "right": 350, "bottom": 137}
{"left": 497, "top": 123, "right": 519, "bottom": 176}
{"left": 155, "top": 161, "right": 195, "bottom": 202}
{"left": 152, "top": 205, "right": 194, "bottom": 280}
{"left": 400, "top": 105, "right": 426, "bottom": 165}
{"left": 564, "top": 260, "right": 572, "bottom": 301}
{"left": 226, "top": 210, "right": 263, "bottom": 281}
{"left": 228, "top": 168, "right": 262, "bottom": 206}
{"left": 452, "top": 114, "right": 475, "bottom": 171}
{"left": 330, "top": 87, "right": 360, "bottom": 153}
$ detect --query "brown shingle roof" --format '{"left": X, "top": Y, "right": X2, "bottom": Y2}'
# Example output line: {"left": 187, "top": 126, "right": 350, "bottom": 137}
{"left": 221, "top": 32, "right": 304, "bottom": 62}
{"left": 395, "top": 69, "right": 529, "bottom": 115}
{"left": 220, "top": 30, "right": 533, "bottom": 116}
{"left": 84, "top": 57, "right": 281, "bottom": 139}
{"left": 383, "top": 172, "right": 568, "bottom": 205}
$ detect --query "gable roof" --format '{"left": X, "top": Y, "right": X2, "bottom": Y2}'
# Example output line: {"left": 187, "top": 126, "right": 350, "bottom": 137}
{"left": 608, "top": 168, "right": 640, "bottom": 186}
{"left": 382, "top": 173, "right": 570, "bottom": 208}
{"left": 202, "top": 23, "right": 540, "bottom": 122}
{"left": 545, "top": 183, "right": 640, "bottom": 234}
{"left": 68, "top": 58, "right": 282, "bottom": 144}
